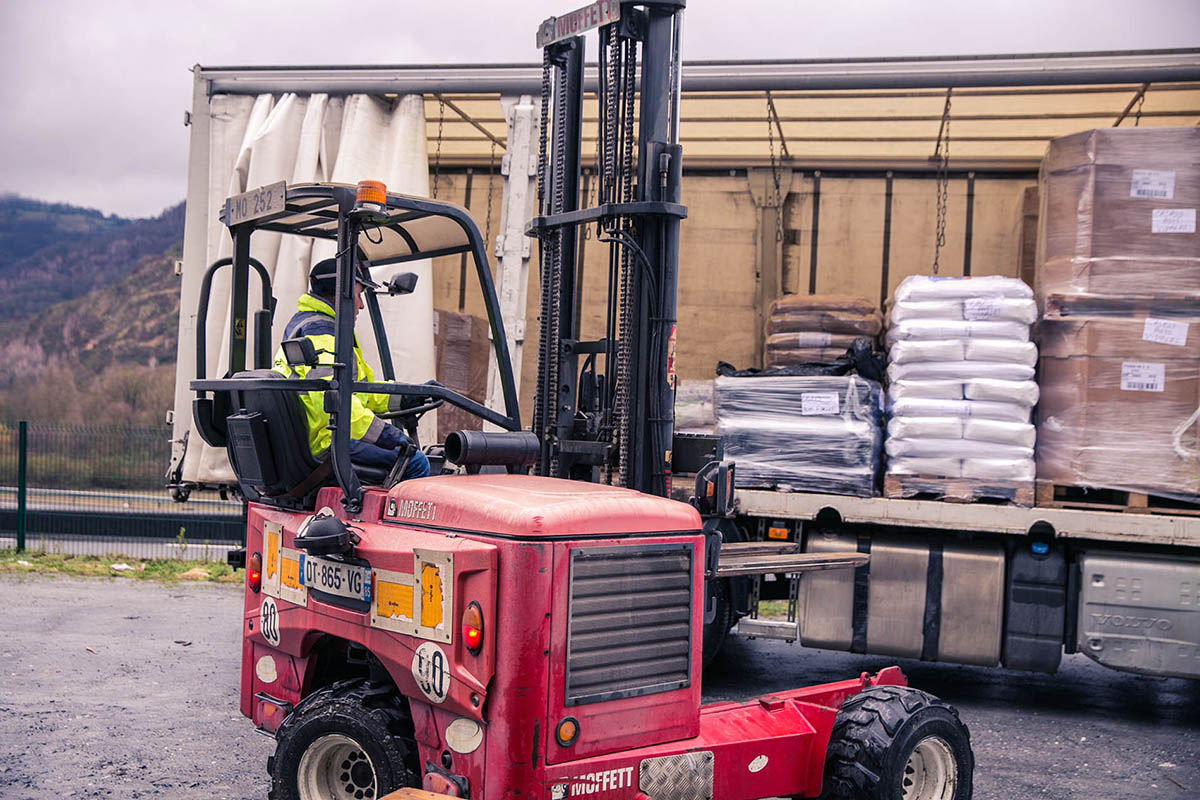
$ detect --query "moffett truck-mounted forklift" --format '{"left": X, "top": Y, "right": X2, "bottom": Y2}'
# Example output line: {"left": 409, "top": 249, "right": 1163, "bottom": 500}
{"left": 190, "top": 3, "right": 975, "bottom": 799}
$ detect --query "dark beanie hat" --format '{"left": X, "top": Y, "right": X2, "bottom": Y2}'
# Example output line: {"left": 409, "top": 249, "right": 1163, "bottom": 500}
{"left": 308, "top": 258, "right": 338, "bottom": 296}
{"left": 308, "top": 257, "right": 378, "bottom": 296}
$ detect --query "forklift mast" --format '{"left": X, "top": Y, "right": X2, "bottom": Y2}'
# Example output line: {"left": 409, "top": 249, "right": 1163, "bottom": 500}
{"left": 528, "top": 0, "right": 690, "bottom": 497}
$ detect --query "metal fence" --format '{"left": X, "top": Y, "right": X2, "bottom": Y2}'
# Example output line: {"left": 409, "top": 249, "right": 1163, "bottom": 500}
{"left": 0, "top": 421, "right": 244, "bottom": 561}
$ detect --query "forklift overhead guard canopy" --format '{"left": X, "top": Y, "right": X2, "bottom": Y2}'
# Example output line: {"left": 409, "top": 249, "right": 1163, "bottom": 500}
{"left": 221, "top": 181, "right": 481, "bottom": 266}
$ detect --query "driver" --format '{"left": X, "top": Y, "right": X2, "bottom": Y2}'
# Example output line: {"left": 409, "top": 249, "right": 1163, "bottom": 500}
{"left": 272, "top": 257, "right": 431, "bottom": 480}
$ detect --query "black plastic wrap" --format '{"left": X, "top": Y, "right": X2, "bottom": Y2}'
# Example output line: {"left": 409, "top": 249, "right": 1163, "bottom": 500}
{"left": 714, "top": 374, "right": 884, "bottom": 497}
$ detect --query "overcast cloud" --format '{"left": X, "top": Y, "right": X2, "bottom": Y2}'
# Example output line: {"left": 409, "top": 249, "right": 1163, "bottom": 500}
{"left": 1, "top": 0, "right": 1196, "bottom": 218}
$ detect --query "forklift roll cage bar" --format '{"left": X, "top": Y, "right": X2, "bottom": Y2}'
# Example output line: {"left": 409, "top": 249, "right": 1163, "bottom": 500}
{"left": 190, "top": 182, "right": 522, "bottom": 512}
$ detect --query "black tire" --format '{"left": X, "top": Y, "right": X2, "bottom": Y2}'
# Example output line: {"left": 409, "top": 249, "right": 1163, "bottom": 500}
{"left": 702, "top": 578, "right": 733, "bottom": 669}
{"left": 821, "top": 685, "right": 974, "bottom": 800}
{"left": 268, "top": 680, "right": 419, "bottom": 800}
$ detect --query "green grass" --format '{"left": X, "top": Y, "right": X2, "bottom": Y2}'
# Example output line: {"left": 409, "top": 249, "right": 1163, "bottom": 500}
{"left": 0, "top": 549, "right": 241, "bottom": 584}
{"left": 757, "top": 600, "right": 791, "bottom": 618}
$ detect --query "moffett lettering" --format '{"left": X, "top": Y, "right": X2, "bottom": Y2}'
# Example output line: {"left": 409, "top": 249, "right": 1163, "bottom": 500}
{"left": 395, "top": 499, "right": 437, "bottom": 521}
{"left": 567, "top": 766, "right": 635, "bottom": 796}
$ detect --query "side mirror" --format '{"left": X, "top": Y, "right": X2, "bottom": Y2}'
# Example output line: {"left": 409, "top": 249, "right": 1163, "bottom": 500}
{"left": 386, "top": 272, "right": 419, "bottom": 296}
{"left": 281, "top": 337, "right": 319, "bottom": 367}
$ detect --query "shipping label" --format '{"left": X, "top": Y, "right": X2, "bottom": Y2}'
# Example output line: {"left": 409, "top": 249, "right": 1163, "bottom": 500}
{"left": 1130, "top": 169, "right": 1176, "bottom": 200}
{"left": 963, "top": 297, "right": 1004, "bottom": 320}
{"left": 1151, "top": 208, "right": 1196, "bottom": 234}
{"left": 800, "top": 392, "right": 840, "bottom": 415}
{"left": 794, "top": 331, "right": 832, "bottom": 347}
{"left": 1120, "top": 361, "right": 1165, "bottom": 393}
{"left": 1142, "top": 317, "right": 1190, "bottom": 347}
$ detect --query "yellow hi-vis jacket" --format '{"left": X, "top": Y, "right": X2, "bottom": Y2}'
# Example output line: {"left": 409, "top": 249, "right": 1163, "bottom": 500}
{"left": 272, "top": 293, "right": 391, "bottom": 458}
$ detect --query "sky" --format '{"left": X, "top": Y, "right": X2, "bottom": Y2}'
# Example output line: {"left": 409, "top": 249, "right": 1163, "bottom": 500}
{"left": 1, "top": 0, "right": 1197, "bottom": 218}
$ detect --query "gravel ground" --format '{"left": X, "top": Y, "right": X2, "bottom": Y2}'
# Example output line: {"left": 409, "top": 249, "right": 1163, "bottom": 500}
{"left": 2, "top": 574, "right": 1197, "bottom": 799}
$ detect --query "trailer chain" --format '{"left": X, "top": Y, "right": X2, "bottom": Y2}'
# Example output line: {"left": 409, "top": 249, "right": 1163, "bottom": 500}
{"left": 931, "top": 89, "right": 952, "bottom": 275}
{"left": 484, "top": 142, "right": 496, "bottom": 252}
{"left": 766, "top": 91, "right": 784, "bottom": 243}
{"left": 431, "top": 97, "right": 445, "bottom": 199}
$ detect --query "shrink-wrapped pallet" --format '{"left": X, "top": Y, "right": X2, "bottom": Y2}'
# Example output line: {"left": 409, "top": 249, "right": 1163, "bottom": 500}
{"left": 1037, "top": 315, "right": 1200, "bottom": 499}
{"left": 675, "top": 379, "right": 716, "bottom": 433}
{"left": 763, "top": 294, "right": 882, "bottom": 368}
{"left": 884, "top": 275, "right": 1039, "bottom": 490}
{"left": 714, "top": 374, "right": 883, "bottom": 497}
{"left": 1037, "top": 127, "right": 1200, "bottom": 310}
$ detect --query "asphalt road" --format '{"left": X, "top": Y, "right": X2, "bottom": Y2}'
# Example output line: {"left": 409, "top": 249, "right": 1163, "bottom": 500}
{"left": 2, "top": 575, "right": 1196, "bottom": 799}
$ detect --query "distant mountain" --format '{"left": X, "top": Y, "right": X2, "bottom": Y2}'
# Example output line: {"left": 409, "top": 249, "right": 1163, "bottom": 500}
{"left": 0, "top": 195, "right": 130, "bottom": 264}
{"left": 3, "top": 244, "right": 183, "bottom": 372}
{"left": 0, "top": 196, "right": 184, "bottom": 322}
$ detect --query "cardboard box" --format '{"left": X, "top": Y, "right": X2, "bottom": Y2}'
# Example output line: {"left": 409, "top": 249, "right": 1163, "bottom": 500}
{"left": 1037, "top": 127, "right": 1200, "bottom": 301}
{"left": 1036, "top": 316, "right": 1200, "bottom": 497}
{"left": 433, "top": 310, "right": 492, "bottom": 443}
{"left": 1016, "top": 185, "right": 1038, "bottom": 291}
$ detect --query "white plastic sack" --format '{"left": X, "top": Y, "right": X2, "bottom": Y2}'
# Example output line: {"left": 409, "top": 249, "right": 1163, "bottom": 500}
{"left": 963, "top": 339, "right": 1038, "bottom": 366}
{"left": 890, "top": 297, "right": 1036, "bottom": 324}
{"left": 889, "top": 300, "right": 963, "bottom": 322}
{"left": 961, "top": 457, "right": 1035, "bottom": 481}
{"left": 962, "top": 419, "right": 1036, "bottom": 448}
{"left": 887, "top": 319, "right": 1030, "bottom": 343}
{"left": 886, "top": 437, "right": 1033, "bottom": 460}
{"left": 889, "top": 397, "right": 1031, "bottom": 423}
{"left": 888, "top": 417, "right": 964, "bottom": 440}
{"left": 890, "top": 339, "right": 965, "bottom": 364}
{"left": 888, "top": 361, "right": 1036, "bottom": 382}
{"left": 888, "top": 379, "right": 965, "bottom": 400}
{"left": 893, "top": 274, "right": 1033, "bottom": 302}
{"left": 962, "top": 297, "right": 1037, "bottom": 324}
{"left": 888, "top": 457, "right": 963, "bottom": 477}
{"left": 963, "top": 379, "right": 1040, "bottom": 407}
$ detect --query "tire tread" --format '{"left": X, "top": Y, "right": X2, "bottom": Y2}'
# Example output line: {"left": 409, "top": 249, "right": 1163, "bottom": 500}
{"left": 821, "top": 686, "right": 973, "bottom": 800}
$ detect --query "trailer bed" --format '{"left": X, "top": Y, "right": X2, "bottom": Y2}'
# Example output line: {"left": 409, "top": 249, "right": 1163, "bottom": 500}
{"left": 735, "top": 488, "right": 1200, "bottom": 547}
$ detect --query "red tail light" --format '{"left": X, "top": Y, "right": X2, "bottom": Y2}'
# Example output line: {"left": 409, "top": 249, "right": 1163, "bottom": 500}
{"left": 248, "top": 552, "right": 262, "bottom": 593}
{"left": 462, "top": 601, "right": 484, "bottom": 655}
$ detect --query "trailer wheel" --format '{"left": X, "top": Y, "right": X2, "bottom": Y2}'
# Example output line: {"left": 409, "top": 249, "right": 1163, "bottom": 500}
{"left": 702, "top": 578, "right": 733, "bottom": 669}
{"left": 268, "top": 680, "right": 419, "bottom": 800}
{"left": 821, "top": 686, "right": 973, "bottom": 800}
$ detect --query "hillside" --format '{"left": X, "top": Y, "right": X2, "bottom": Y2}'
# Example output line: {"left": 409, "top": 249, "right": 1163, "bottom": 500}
{"left": 0, "top": 195, "right": 130, "bottom": 264}
{"left": 0, "top": 197, "right": 184, "bottom": 322}
{"left": 2, "top": 245, "right": 182, "bottom": 371}
{"left": 0, "top": 198, "right": 185, "bottom": 424}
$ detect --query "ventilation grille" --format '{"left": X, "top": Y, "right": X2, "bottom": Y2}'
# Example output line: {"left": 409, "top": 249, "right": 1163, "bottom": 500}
{"left": 566, "top": 543, "right": 693, "bottom": 705}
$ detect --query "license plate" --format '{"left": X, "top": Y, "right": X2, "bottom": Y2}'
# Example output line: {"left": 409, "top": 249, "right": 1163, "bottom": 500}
{"left": 224, "top": 180, "right": 286, "bottom": 226}
{"left": 300, "top": 554, "right": 372, "bottom": 603}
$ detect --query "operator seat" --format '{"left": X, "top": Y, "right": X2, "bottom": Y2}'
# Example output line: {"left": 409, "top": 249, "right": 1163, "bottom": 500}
{"left": 224, "top": 370, "right": 388, "bottom": 507}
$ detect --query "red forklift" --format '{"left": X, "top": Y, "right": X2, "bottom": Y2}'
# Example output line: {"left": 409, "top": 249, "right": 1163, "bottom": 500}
{"left": 190, "top": 3, "right": 974, "bottom": 798}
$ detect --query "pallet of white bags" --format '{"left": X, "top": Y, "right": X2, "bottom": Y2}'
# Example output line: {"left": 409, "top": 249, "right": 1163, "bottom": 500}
{"left": 884, "top": 473, "right": 1035, "bottom": 507}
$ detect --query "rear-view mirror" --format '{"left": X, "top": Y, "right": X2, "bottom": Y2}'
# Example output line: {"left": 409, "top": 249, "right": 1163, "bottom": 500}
{"left": 386, "top": 272, "right": 419, "bottom": 296}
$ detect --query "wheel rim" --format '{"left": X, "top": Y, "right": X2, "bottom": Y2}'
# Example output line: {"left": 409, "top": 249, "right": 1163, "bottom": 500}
{"left": 902, "top": 735, "right": 958, "bottom": 800}
{"left": 297, "top": 733, "right": 378, "bottom": 800}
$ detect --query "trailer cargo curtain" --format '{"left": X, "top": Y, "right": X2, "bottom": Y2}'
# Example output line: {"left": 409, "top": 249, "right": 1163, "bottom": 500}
{"left": 183, "top": 92, "right": 435, "bottom": 485}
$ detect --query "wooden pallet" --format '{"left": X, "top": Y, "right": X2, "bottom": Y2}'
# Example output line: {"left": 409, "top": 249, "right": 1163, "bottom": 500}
{"left": 1035, "top": 481, "right": 1200, "bottom": 517}
{"left": 884, "top": 473, "right": 1034, "bottom": 506}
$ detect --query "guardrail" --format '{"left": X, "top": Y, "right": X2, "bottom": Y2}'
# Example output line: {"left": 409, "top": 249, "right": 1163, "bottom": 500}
{"left": 1, "top": 421, "right": 243, "bottom": 561}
